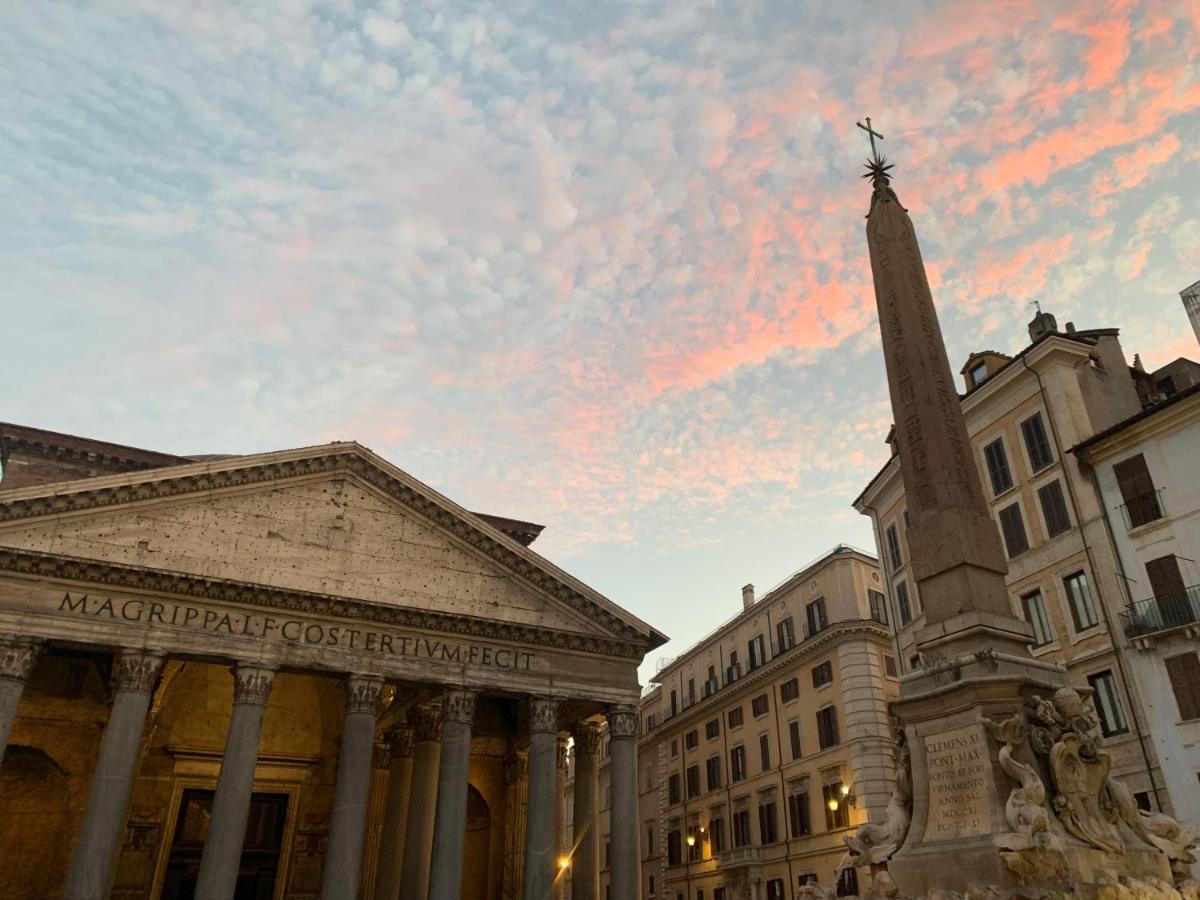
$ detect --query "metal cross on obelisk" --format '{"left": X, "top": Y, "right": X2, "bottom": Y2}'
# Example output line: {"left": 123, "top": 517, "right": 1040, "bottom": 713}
{"left": 856, "top": 116, "right": 884, "bottom": 163}
{"left": 856, "top": 116, "right": 894, "bottom": 186}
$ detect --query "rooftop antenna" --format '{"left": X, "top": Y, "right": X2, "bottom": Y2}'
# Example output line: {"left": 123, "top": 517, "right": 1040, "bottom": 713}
{"left": 1027, "top": 299, "right": 1042, "bottom": 315}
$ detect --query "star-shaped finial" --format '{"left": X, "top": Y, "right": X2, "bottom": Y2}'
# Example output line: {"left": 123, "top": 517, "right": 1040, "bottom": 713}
{"left": 862, "top": 155, "right": 895, "bottom": 183}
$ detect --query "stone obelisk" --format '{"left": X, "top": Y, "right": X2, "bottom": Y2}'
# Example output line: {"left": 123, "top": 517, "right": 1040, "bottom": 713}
{"left": 860, "top": 136, "right": 1065, "bottom": 893}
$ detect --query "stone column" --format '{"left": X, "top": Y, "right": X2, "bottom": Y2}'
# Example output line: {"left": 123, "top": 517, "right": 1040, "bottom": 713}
{"left": 0, "top": 635, "right": 41, "bottom": 766}
{"left": 555, "top": 736, "right": 569, "bottom": 900}
{"left": 399, "top": 704, "right": 442, "bottom": 900}
{"left": 195, "top": 663, "right": 276, "bottom": 900}
{"left": 607, "top": 704, "right": 639, "bottom": 900}
{"left": 501, "top": 751, "right": 529, "bottom": 899}
{"left": 570, "top": 722, "right": 602, "bottom": 900}
{"left": 320, "top": 674, "right": 384, "bottom": 900}
{"left": 522, "top": 697, "right": 560, "bottom": 900}
{"left": 63, "top": 650, "right": 165, "bottom": 900}
{"left": 374, "top": 725, "right": 415, "bottom": 900}
{"left": 428, "top": 690, "right": 478, "bottom": 900}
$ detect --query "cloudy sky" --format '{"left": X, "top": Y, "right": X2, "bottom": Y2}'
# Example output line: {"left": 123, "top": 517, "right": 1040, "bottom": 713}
{"left": 3, "top": 0, "right": 1198, "bottom": 678}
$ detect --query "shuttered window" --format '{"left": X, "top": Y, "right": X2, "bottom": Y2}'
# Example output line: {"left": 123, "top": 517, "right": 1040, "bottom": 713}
{"left": 1088, "top": 670, "right": 1128, "bottom": 736}
{"left": 983, "top": 439, "right": 1014, "bottom": 495}
{"left": 1022, "top": 591, "right": 1053, "bottom": 647}
{"left": 816, "top": 706, "right": 839, "bottom": 749}
{"left": 1165, "top": 654, "right": 1200, "bottom": 721}
{"left": 1038, "top": 480, "right": 1071, "bottom": 537}
{"left": 788, "top": 720, "right": 802, "bottom": 760}
{"left": 896, "top": 580, "right": 912, "bottom": 625}
{"left": 1114, "top": 454, "right": 1162, "bottom": 527}
{"left": 788, "top": 790, "right": 811, "bottom": 836}
{"left": 1064, "top": 571, "right": 1099, "bottom": 631}
{"left": 1021, "top": 413, "right": 1054, "bottom": 472}
{"left": 998, "top": 503, "right": 1029, "bottom": 558}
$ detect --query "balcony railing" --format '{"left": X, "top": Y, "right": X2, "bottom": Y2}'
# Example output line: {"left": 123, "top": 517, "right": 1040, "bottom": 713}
{"left": 1118, "top": 489, "right": 1166, "bottom": 530}
{"left": 1120, "top": 586, "right": 1200, "bottom": 638}
{"left": 716, "top": 846, "right": 761, "bottom": 870}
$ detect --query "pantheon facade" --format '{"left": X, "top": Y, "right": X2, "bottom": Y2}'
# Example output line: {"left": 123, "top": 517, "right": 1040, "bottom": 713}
{"left": 0, "top": 422, "right": 666, "bottom": 900}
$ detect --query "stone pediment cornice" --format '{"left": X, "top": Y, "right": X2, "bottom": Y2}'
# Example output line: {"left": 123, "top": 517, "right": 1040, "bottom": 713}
{"left": 0, "top": 444, "right": 666, "bottom": 651}
{"left": 0, "top": 545, "right": 649, "bottom": 660}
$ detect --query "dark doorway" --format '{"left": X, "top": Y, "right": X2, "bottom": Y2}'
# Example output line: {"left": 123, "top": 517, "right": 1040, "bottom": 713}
{"left": 161, "top": 788, "right": 288, "bottom": 900}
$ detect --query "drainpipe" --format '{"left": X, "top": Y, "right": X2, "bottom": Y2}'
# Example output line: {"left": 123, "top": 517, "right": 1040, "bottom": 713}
{"left": 1021, "top": 356, "right": 1162, "bottom": 809}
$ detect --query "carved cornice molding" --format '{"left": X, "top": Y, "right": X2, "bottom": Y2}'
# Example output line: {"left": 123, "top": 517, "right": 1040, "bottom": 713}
{"left": 232, "top": 663, "right": 275, "bottom": 706}
{"left": 0, "top": 546, "right": 646, "bottom": 660}
{"left": 607, "top": 704, "right": 639, "bottom": 739}
{"left": 570, "top": 721, "right": 604, "bottom": 757}
{"left": 528, "top": 697, "right": 560, "bottom": 735}
{"left": 386, "top": 725, "right": 414, "bottom": 760}
{"left": 345, "top": 674, "right": 384, "bottom": 716}
{"left": 0, "top": 451, "right": 649, "bottom": 646}
{"left": 114, "top": 651, "right": 165, "bottom": 694}
{"left": 408, "top": 703, "right": 442, "bottom": 742}
{"left": 442, "top": 689, "right": 477, "bottom": 725}
{"left": 0, "top": 634, "right": 42, "bottom": 682}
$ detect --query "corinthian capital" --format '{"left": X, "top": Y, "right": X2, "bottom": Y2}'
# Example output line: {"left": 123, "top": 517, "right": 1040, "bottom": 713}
{"left": 409, "top": 703, "right": 443, "bottom": 742}
{"left": 571, "top": 721, "right": 604, "bottom": 756}
{"left": 386, "top": 725, "right": 414, "bottom": 760}
{"left": 442, "top": 689, "right": 477, "bottom": 725}
{"left": 607, "top": 704, "right": 639, "bottom": 739}
{"left": 528, "top": 697, "right": 560, "bottom": 735}
{"left": 232, "top": 663, "right": 276, "bottom": 706}
{"left": 345, "top": 674, "right": 384, "bottom": 715}
{"left": 113, "top": 650, "right": 166, "bottom": 694}
{"left": 0, "top": 635, "right": 42, "bottom": 683}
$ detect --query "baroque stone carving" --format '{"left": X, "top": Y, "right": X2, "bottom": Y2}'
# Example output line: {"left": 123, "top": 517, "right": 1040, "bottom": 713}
{"left": 442, "top": 689, "right": 477, "bottom": 725}
{"left": 232, "top": 663, "right": 275, "bottom": 706}
{"left": 840, "top": 727, "right": 912, "bottom": 869}
{"left": 982, "top": 713, "right": 1054, "bottom": 851}
{"left": 386, "top": 725, "right": 414, "bottom": 759}
{"left": 113, "top": 651, "right": 165, "bottom": 693}
{"left": 345, "top": 674, "right": 384, "bottom": 715}
{"left": 0, "top": 635, "right": 42, "bottom": 682}
{"left": 571, "top": 721, "right": 604, "bottom": 756}
{"left": 409, "top": 703, "right": 443, "bottom": 742}
{"left": 528, "top": 697, "right": 559, "bottom": 735}
{"left": 607, "top": 704, "right": 638, "bottom": 739}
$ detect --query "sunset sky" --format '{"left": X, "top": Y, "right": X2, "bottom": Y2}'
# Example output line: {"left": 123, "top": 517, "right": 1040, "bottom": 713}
{"left": 3, "top": 0, "right": 1198, "bottom": 679}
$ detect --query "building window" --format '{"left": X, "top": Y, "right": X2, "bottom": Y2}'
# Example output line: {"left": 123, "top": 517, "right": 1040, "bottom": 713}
{"left": 1021, "top": 413, "right": 1054, "bottom": 473}
{"left": 706, "top": 755, "right": 722, "bottom": 792}
{"left": 884, "top": 655, "right": 898, "bottom": 677}
{"left": 751, "top": 694, "right": 769, "bottom": 717}
{"left": 837, "top": 867, "right": 860, "bottom": 897}
{"left": 780, "top": 677, "right": 799, "bottom": 702}
{"left": 649, "top": 875, "right": 655, "bottom": 896}
{"left": 1165, "top": 654, "right": 1200, "bottom": 721}
{"left": 671, "top": 739, "right": 679, "bottom": 758}
{"left": 896, "top": 580, "right": 912, "bottom": 625}
{"left": 667, "top": 829, "right": 682, "bottom": 865}
{"left": 671, "top": 690, "right": 678, "bottom": 717}
{"left": 669, "top": 773, "right": 681, "bottom": 805}
{"left": 1114, "top": 453, "right": 1163, "bottom": 528}
{"left": 686, "top": 765, "right": 701, "bottom": 799}
{"left": 688, "top": 678, "right": 696, "bottom": 706}
{"left": 705, "top": 718, "right": 720, "bottom": 740}
{"left": 726, "top": 651, "right": 741, "bottom": 686}
{"left": 969, "top": 361, "right": 989, "bottom": 387}
{"left": 983, "top": 438, "right": 1014, "bottom": 495}
{"left": 886, "top": 523, "right": 903, "bottom": 571}
{"left": 704, "top": 665, "right": 718, "bottom": 698}
{"left": 748, "top": 634, "right": 766, "bottom": 671}
{"left": 1064, "top": 571, "right": 1099, "bottom": 631}
{"left": 787, "top": 789, "right": 811, "bottom": 836}
{"left": 788, "top": 720, "right": 802, "bottom": 760}
{"left": 799, "top": 873, "right": 818, "bottom": 886}
{"left": 1022, "top": 590, "right": 1053, "bottom": 647}
{"left": 1088, "top": 670, "right": 1129, "bottom": 736}
{"left": 1146, "top": 555, "right": 1189, "bottom": 621}
{"left": 776, "top": 616, "right": 795, "bottom": 652}
{"left": 817, "top": 706, "right": 840, "bottom": 750}
{"left": 759, "top": 798, "right": 779, "bottom": 844}
{"left": 759, "top": 733, "right": 771, "bottom": 771}
{"left": 766, "top": 879, "right": 785, "bottom": 900}
{"left": 1038, "top": 479, "right": 1071, "bottom": 537}
{"left": 869, "top": 589, "right": 889, "bottom": 625}
{"left": 732, "top": 809, "right": 752, "bottom": 848}
{"left": 728, "top": 707, "right": 744, "bottom": 729}
{"left": 711, "top": 817, "right": 725, "bottom": 853}
{"left": 823, "top": 781, "right": 849, "bottom": 830}
{"left": 806, "top": 597, "right": 828, "bottom": 635}
{"left": 646, "top": 823, "right": 655, "bottom": 855}
{"left": 812, "top": 660, "right": 833, "bottom": 688}
{"left": 685, "top": 729, "right": 699, "bottom": 750}
{"left": 730, "top": 745, "right": 746, "bottom": 783}
{"left": 714, "top": 888, "right": 726, "bottom": 900}
{"left": 998, "top": 503, "right": 1030, "bottom": 558}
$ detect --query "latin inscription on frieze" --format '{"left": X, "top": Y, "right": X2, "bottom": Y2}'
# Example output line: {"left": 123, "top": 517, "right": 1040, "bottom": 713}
{"left": 922, "top": 724, "right": 990, "bottom": 842}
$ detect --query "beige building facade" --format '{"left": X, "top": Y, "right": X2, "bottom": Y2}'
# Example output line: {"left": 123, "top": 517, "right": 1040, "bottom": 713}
{"left": 0, "top": 423, "right": 665, "bottom": 900}
{"left": 853, "top": 312, "right": 1193, "bottom": 814}
{"left": 565, "top": 547, "right": 900, "bottom": 900}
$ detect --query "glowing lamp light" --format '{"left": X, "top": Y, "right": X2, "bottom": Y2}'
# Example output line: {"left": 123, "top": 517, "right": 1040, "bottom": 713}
{"left": 558, "top": 856, "right": 571, "bottom": 871}
{"left": 840, "top": 784, "right": 851, "bottom": 797}
{"left": 827, "top": 797, "right": 840, "bottom": 812}
{"left": 686, "top": 833, "right": 697, "bottom": 847}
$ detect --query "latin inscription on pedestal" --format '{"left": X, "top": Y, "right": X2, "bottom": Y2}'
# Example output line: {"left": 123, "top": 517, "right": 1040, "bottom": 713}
{"left": 922, "top": 724, "right": 989, "bottom": 842}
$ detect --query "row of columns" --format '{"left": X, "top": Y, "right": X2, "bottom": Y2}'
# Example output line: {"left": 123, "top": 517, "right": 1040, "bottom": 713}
{"left": 0, "top": 634, "right": 641, "bottom": 900}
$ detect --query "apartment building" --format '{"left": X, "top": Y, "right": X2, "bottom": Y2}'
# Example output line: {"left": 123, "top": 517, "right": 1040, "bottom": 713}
{"left": 853, "top": 308, "right": 1198, "bottom": 812}
{"left": 1073, "top": 380, "right": 1200, "bottom": 865}
{"left": 565, "top": 546, "right": 900, "bottom": 900}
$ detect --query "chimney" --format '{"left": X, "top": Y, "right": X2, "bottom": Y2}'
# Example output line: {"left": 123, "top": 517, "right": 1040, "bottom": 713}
{"left": 1133, "top": 353, "right": 1145, "bottom": 373}
{"left": 1028, "top": 309, "right": 1058, "bottom": 342}
{"left": 1065, "top": 321, "right": 1077, "bottom": 334}
{"left": 742, "top": 584, "right": 755, "bottom": 610}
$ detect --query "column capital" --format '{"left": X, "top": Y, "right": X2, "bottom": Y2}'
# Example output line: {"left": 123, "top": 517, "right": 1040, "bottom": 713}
{"left": 386, "top": 724, "right": 415, "bottom": 760}
{"left": 113, "top": 650, "right": 166, "bottom": 694}
{"left": 606, "top": 704, "right": 639, "bottom": 739}
{"left": 571, "top": 720, "right": 604, "bottom": 756}
{"left": 345, "top": 674, "right": 385, "bottom": 715}
{"left": 408, "top": 702, "right": 443, "bottom": 742}
{"left": 0, "top": 635, "right": 42, "bottom": 683}
{"left": 442, "top": 688, "right": 477, "bottom": 725}
{"left": 557, "top": 734, "right": 569, "bottom": 769}
{"left": 232, "top": 663, "right": 276, "bottom": 706}
{"left": 528, "top": 696, "right": 561, "bottom": 735}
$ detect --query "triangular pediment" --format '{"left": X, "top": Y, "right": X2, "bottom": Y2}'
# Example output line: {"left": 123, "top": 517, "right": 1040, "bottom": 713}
{"left": 0, "top": 444, "right": 664, "bottom": 649}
